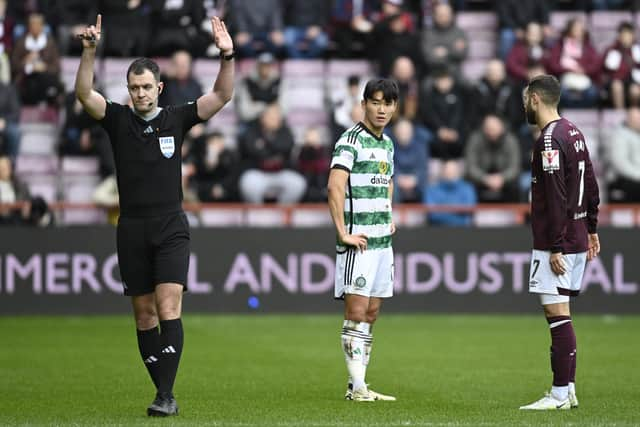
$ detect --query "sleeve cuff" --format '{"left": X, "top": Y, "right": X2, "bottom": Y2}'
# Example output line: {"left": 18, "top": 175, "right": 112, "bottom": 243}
{"left": 331, "top": 164, "right": 350, "bottom": 172}
{"left": 551, "top": 245, "right": 563, "bottom": 254}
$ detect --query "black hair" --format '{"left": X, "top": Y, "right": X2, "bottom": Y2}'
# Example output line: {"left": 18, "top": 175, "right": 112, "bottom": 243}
{"left": 526, "top": 74, "right": 561, "bottom": 106}
{"left": 127, "top": 57, "right": 160, "bottom": 83}
{"left": 362, "top": 78, "right": 399, "bottom": 103}
{"left": 618, "top": 21, "right": 634, "bottom": 33}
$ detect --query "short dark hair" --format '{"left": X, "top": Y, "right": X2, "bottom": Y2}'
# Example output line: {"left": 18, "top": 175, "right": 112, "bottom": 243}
{"left": 127, "top": 57, "right": 160, "bottom": 83}
{"left": 363, "top": 78, "right": 399, "bottom": 103}
{"left": 618, "top": 21, "right": 634, "bottom": 33}
{"left": 527, "top": 74, "right": 561, "bottom": 106}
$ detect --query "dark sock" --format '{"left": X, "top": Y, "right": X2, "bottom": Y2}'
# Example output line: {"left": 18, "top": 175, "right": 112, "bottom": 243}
{"left": 158, "top": 319, "right": 184, "bottom": 394}
{"left": 136, "top": 326, "right": 163, "bottom": 390}
{"left": 547, "top": 316, "right": 576, "bottom": 387}
{"left": 570, "top": 338, "right": 577, "bottom": 384}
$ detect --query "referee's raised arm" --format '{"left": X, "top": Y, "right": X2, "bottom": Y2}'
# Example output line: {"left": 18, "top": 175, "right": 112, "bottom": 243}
{"left": 196, "top": 16, "right": 235, "bottom": 120}
{"left": 74, "top": 14, "right": 106, "bottom": 120}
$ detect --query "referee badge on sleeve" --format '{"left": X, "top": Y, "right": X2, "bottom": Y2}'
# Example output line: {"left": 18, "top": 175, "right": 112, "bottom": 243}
{"left": 159, "top": 136, "right": 175, "bottom": 158}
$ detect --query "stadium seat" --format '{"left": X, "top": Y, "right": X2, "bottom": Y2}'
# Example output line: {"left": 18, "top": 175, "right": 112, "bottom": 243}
{"left": 467, "top": 35, "right": 497, "bottom": 60}
{"left": 206, "top": 102, "right": 238, "bottom": 146}
{"left": 600, "top": 109, "right": 626, "bottom": 128}
{"left": 199, "top": 208, "right": 244, "bottom": 226}
{"left": 455, "top": 12, "right": 497, "bottom": 30}
{"left": 473, "top": 209, "right": 520, "bottom": 226}
{"left": 393, "top": 209, "right": 427, "bottom": 227}
{"left": 549, "top": 12, "right": 588, "bottom": 34}
{"left": 246, "top": 208, "right": 287, "bottom": 226}
{"left": 591, "top": 11, "right": 633, "bottom": 30}
{"left": 192, "top": 59, "right": 220, "bottom": 90}
{"left": 61, "top": 174, "right": 101, "bottom": 202}
{"left": 61, "top": 57, "right": 81, "bottom": 93}
{"left": 286, "top": 107, "right": 329, "bottom": 143}
{"left": 291, "top": 208, "right": 332, "bottom": 227}
{"left": 15, "top": 154, "right": 58, "bottom": 175}
{"left": 462, "top": 59, "right": 490, "bottom": 81}
{"left": 61, "top": 208, "right": 107, "bottom": 225}
{"left": 20, "top": 174, "right": 58, "bottom": 203}
{"left": 61, "top": 156, "right": 100, "bottom": 175}
{"left": 19, "top": 123, "right": 58, "bottom": 155}
{"left": 19, "top": 105, "right": 59, "bottom": 124}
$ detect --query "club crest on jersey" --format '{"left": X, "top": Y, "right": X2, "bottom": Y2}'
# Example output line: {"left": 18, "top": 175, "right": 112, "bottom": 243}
{"left": 541, "top": 149, "right": 559, "bottom": 172}
{"left": 378, "top": 161, "right": 389, "bottom": 174}
{"left": 159, "top": 136, "right": 175, "bottom": 158}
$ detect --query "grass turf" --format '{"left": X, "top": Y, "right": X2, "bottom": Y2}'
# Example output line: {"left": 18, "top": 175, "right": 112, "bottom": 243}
{"left": 0, "top": 314, "right": 638, "bottom": 426}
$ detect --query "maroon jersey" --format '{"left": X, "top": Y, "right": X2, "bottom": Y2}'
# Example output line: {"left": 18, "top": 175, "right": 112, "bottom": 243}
{"left": 531, "top": 118, "right": 599, "bottom": 253}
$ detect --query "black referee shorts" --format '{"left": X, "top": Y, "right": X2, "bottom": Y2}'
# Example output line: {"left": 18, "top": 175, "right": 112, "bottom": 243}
{"left": 116, "top": 212, "right": 190, "bottom": 296}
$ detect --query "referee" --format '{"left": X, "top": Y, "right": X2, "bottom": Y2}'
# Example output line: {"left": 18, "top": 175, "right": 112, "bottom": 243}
{"left": 74, "top": 15, "right": 234, "bottom": 416}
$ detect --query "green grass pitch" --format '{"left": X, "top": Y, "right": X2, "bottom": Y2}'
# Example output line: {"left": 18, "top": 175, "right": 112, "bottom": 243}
{"left": 0, "top": 314, "right": 638, "bottom": 426}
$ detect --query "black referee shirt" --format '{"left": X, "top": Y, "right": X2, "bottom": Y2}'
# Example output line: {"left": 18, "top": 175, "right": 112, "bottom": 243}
{"left": 100, "top": 100, "right": 204, "bottom": 217}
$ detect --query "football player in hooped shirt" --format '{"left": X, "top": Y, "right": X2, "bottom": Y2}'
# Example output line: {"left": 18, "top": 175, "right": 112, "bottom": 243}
{"left": 74, "top": 14, "right": 234, "bottom": 416}
{"left": 520, "top": 75, "right": 600, "bottom": 411}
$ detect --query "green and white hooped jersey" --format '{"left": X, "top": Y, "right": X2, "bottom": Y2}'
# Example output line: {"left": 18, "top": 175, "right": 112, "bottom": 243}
{"left": 330, "top": 122, "right": 394, "bottom": 252}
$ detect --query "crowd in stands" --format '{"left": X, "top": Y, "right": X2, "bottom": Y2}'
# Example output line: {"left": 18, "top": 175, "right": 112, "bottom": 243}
{"left": 1, "top": 0, "right": 640, "bottom": 226}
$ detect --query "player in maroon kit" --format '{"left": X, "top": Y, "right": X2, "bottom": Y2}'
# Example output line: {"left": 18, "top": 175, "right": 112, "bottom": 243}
{"left": 519, "top": 75, "right": 600, "bottom": 411}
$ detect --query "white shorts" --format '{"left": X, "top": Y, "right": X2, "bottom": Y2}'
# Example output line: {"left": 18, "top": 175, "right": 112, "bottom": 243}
{"left": 335, "top": 247, "right": 394, "bottom": 299}
{"left": 528, "top": 249, "right": 587, "bottom": 304}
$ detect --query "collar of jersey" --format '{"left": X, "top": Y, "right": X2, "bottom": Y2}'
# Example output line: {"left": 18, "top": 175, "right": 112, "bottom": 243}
{"left": 358, "top": 121, "right": 384, "bottom": 141}
{"left": 130, "top": 106, "right": 163, "bottom": 122}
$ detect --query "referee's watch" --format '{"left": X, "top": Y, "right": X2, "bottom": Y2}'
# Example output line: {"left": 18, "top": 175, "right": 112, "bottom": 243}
{"left": 221, "top": 50, "right": 235, "bottom": 61}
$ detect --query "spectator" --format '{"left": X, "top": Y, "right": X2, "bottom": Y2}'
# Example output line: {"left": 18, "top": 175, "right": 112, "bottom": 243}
{"left": 418, "top": 66, "right": 468, "bottom": 159}
{"left": 465, "top": 115, "right": 521, "bottom": 203}
{"left": 53, "top": 0, "right": 97, "bottom": 56}
{"left": 10, "top": 13, "right": 63, "bottom": 106}
{"left": 546, "top": 18, "right": 601, "bottom": 108}
{"left": 193, "top": 131, "right": 238, "bottom": 202}
{"left": 296, "top": 127, "right": 330, "bottom": 202}
{"left": 330, "top": 74, "right": 362, "bottom": 140}
{"left": 420, "top": 3, "right": 468, "bottom": 77}
{"left": 194, "top": 0, "right": 229, "bottom": 57}
{"left": 238, "top": 104, "right": 306, "bottom": 203}
{"left": 98, "top": 0, "right": 150, "bottom": 57}
{"left": 496, "top": 0, "right": 551, "bottom": 59}
{"left": 0, "top": 155, "right": 29, "bottom": 225}
{"left": 473, "top": 59, "right": 523, "bottom": 132}
{"left": 608, "top": 107, "right": 640, "bottom": 202}
{"left": 235, "top": 52, "right": 282, "bottom": 124}
{"left": 0, "top": 0, "right": 15, "bottom": 83}
{"left": 371, "top": 1, "right": 420, "bottom": 77}
{"left": 0, "top": 78, "right": 20, "bottom": 160}
{"left": 330, "top": 0, "right": 377, "bottom": 58}
{"left": 390, "top": 56, "right": 419, "bottom": 121}
{"left": 283, "top": 0, "right": 330, "bottom": 59}
{"left": 388, "top": 118, "right": 429, "bottom": 203}
{"left": 424, "top": 160, "right": 476, "bottom": 226}
{"left": 159, "top": 50, "right": 203, "bottom": 107}
{"left": 506, "top": 22, "right": 548, "bottom": 84}
{"left": 230, "top": 0, "right": 284, "bottom": 58}
{"left": 602, "top": 21, "right": 640, "bottom": 109}
{"left": 58, "top": 91, "right": 115, "bottom": 178}
{"left": 148, "top": 0, "right": 204, "bottom": 57}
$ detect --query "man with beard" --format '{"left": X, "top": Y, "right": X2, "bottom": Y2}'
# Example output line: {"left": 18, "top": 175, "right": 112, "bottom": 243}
{"left": 519, "top": 74, "right": 600, "bottom": 411}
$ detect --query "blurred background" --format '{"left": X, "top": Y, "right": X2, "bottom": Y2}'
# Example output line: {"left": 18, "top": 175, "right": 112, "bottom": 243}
{"left": 0, "top": 0, "right": 639, "bottom": 314}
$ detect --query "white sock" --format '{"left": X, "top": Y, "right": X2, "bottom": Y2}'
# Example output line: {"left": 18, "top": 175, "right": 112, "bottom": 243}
{"left": 363, "top": 325, "right": 373, "bottom": 379}
{"left": 569, "top": 382, "right": 576, "bottom": 395}
{"left": 551, "top": 385, "right": 569, "bottom": 401}
{"left": 342, "top": 320, "right": 369, "bottom": 391}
